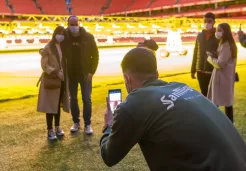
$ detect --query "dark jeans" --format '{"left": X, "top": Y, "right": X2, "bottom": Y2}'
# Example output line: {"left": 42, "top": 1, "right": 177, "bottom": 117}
{"left": 197, "top": 72, "right": 212, "bottom": 97}
{"left": 69, "top": 76, "right": 92, "bottom": 126}
{"left": 46, "top": 82, "right": 64, "bottom": 130}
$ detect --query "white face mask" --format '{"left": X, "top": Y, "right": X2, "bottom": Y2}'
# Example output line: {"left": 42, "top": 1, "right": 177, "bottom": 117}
{"left": 204, "top": 23, "right": 213, "bottom": 30}
{"left": 215, "top": 32, "right": 223, "bottom": 39}
{"left": 55, "top": 34, "right": 64, "bottom": 42}
{"left": 69, "top": 26, "right": 79, "bottom": 34}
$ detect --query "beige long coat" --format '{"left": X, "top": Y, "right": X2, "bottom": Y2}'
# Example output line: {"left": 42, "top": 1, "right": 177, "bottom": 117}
{"left": 207, "top": 41, "right": 236, "bottom": 106}
{"left": 37, "top": 42, "right": 70, "bottom": 114}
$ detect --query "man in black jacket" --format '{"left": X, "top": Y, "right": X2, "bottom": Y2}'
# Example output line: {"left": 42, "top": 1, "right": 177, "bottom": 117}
{"left": 63, "top": 16, "right": 99, "bottom": 134}
{"left": 100, "top": 48, "right": 246, "bottom": 171}
{"left": 191, "top": 12, "right": 219, "bottom": 96}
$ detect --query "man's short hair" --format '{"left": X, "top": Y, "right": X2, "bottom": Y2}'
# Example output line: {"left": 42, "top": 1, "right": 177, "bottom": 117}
{"left": 121, "top": 48, "right": 157, "bottom": 75}
{"left": 67, "top": 15, "right": 78, "bottom": 23}
{"left": 204, "top": 12, "right": 215, "bottom": 20}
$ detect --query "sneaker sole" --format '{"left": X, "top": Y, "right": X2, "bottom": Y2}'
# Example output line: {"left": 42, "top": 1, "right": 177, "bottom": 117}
{"left": 56, "top": 133, "right": 64, "bottom": 136}
{"left": 70, "top": 129, "right": 79, "bottom": 132}
{"left": 85, "top": 132, "right": 93, "bottom": 135}
{"left": 48, "top": 137, "right": 57, "bottom": 140}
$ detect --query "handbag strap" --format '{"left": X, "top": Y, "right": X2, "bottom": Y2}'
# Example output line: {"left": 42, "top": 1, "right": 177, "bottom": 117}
{"left": 36, "top": 72, "right": 44, "bottom": 87}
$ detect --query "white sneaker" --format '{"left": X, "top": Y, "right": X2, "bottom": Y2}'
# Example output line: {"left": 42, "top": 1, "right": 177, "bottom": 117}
{"left": 85, "top": 125, "right": 93, "bottom": 135}
{"left": 70, "top": 123, "right": 80, "bottom": 132}
{"left": 48, "top": 129, "right": 57, "bottom": 140}
{"left": 55, "top": 126, "right": 64, "bottom": 136}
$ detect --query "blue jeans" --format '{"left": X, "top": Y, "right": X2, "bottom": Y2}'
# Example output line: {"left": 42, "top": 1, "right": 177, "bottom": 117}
{"left": 69, "top": 76, "right": 92, "bottom": 126}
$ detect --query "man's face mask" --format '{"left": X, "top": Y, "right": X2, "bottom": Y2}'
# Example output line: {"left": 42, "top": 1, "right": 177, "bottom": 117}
{"left": 204, "top": 18, "right": 214, "bottom": 30}
{"left": 204, "top": 23, "right": 213, "bottom": 30}
{"left": 69, "top": 26, "right": 79, "bottom": 34}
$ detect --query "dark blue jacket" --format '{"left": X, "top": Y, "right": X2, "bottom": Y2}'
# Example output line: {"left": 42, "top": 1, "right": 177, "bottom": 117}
{"left": 100, "top": 79, "right": 246, "bottom": 171}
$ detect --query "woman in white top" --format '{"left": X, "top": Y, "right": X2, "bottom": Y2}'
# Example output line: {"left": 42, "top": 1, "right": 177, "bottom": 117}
{"left": 207, "top": 23, "right": 237, "bottom": 123}
{"left": 37, "top": 26, "right": 70, "bottom": 140}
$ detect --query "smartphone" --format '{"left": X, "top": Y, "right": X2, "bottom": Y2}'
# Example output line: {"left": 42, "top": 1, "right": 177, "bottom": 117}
{"left": 108, "top": 89, "right": 122, "bottom": 112}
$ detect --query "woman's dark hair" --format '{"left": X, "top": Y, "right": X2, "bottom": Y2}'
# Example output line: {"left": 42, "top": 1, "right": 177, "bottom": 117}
{"left": 50, "top": 26, "right": 64, "bottom": 44}
{"left": 218, "top": 23, "right": 237, "bottom": 59}
{"left": 136, "top": 39, "right": 159, "bottom": 51}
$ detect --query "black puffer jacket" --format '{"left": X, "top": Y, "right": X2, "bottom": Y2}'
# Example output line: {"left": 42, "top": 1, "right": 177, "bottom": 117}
{"left": 63, "top": 27, "right": 99, "bottom": 77}
{"left": 191, "top": 30, "right": 219, "bottom": 73}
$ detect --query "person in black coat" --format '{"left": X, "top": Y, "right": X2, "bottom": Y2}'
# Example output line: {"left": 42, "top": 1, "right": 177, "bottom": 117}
{"left": 62, "top": 16, "right": 99, "bottom": 134}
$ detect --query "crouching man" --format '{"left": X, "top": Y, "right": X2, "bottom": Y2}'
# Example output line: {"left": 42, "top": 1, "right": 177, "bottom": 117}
{"left": 100, "top": 48, "right": 246, "bottom": 171}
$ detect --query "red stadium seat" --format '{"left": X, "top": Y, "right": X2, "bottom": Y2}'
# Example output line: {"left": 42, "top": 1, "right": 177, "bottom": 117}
{"left": 149, "top": 0, "right": 177, "bottom": 9}
{"left": 126, "top": 0, "right": 151, "bottom": 11}
{"left": 0, "top": 0, "right": 11, "bottom": 14}
{"left": 71, "top": 0, "right": 108, "bottom": 15}
{"left": 179, "top": 0, "right": 198, "bottom": 3}
{"left": 38, "top": 0, "right": 67, "bottom": 15}
{"left": 10, "top": 0, "right": 40, "bottom": 14}
{"left": 104, "top": 0, "right": 133, "bottom": 14}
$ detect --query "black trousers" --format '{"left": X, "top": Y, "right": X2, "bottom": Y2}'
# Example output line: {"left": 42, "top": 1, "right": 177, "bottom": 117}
{"left": 216, "top": 105, "right": 234, "bottom": 123}
{"left": 46, "top": 82, "right": 64, "bottom": 130}
{"left": 197, "top": 72, "right": 212, "bottom": 97}
{"left": 225, "top": 106, "right": 234, "bottom": 123}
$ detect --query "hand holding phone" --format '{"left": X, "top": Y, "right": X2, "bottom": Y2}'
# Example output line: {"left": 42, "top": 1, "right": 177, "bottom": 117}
{"left": 102, "top": 97, "right": 113, "bottom": 133}
{"left": 103, "top": 89, "right": 122, "bottom": 132}
{"left": 206, "top": 51, "right": 217, "bottom": 58}
{"left": 206, "top": 51, "right": 212, "bottom": 57}
{"left": 108, "top": 89, "right": 122, "bottom": 113}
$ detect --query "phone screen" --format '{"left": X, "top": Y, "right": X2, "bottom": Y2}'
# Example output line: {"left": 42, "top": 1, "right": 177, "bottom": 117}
{"left": 108, "top": 89, "right": 122, "bottom": 112}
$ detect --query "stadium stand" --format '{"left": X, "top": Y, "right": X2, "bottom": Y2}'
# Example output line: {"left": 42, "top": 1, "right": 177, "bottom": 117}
{"left": 10, "top": 0, "right": 40, "bottom": 14}
{"left": 107, "top": 0, "right": 236, "bottom": 15}
{"left": 156, "top": 3, "right": 246, "bottom": 18}
{"left": 104, "top": 0, "right": 133, "bottom": 14}
{"left": 71, "top": 0, "right": 108, "bottom": 15}
{"left": 0, "top": 0, "right": 11, "bottom": 14}
{"left": 38, "top": 0, "right": 68, "bottom": 15}
{"left": 1, "top": 0, "right": 245, "bottom": 47}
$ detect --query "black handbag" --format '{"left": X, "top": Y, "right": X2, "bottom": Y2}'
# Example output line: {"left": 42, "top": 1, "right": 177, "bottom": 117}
{"left": 235, "top": 72, "right": 239, "bottom": 82}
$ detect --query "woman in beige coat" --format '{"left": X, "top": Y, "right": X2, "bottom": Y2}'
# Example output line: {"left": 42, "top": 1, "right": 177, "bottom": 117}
{"left": 37, "top": 26, "right": 70, "bottom": 140}
{"left": 207, "top": 23, "right": 237, "bottom": 123}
